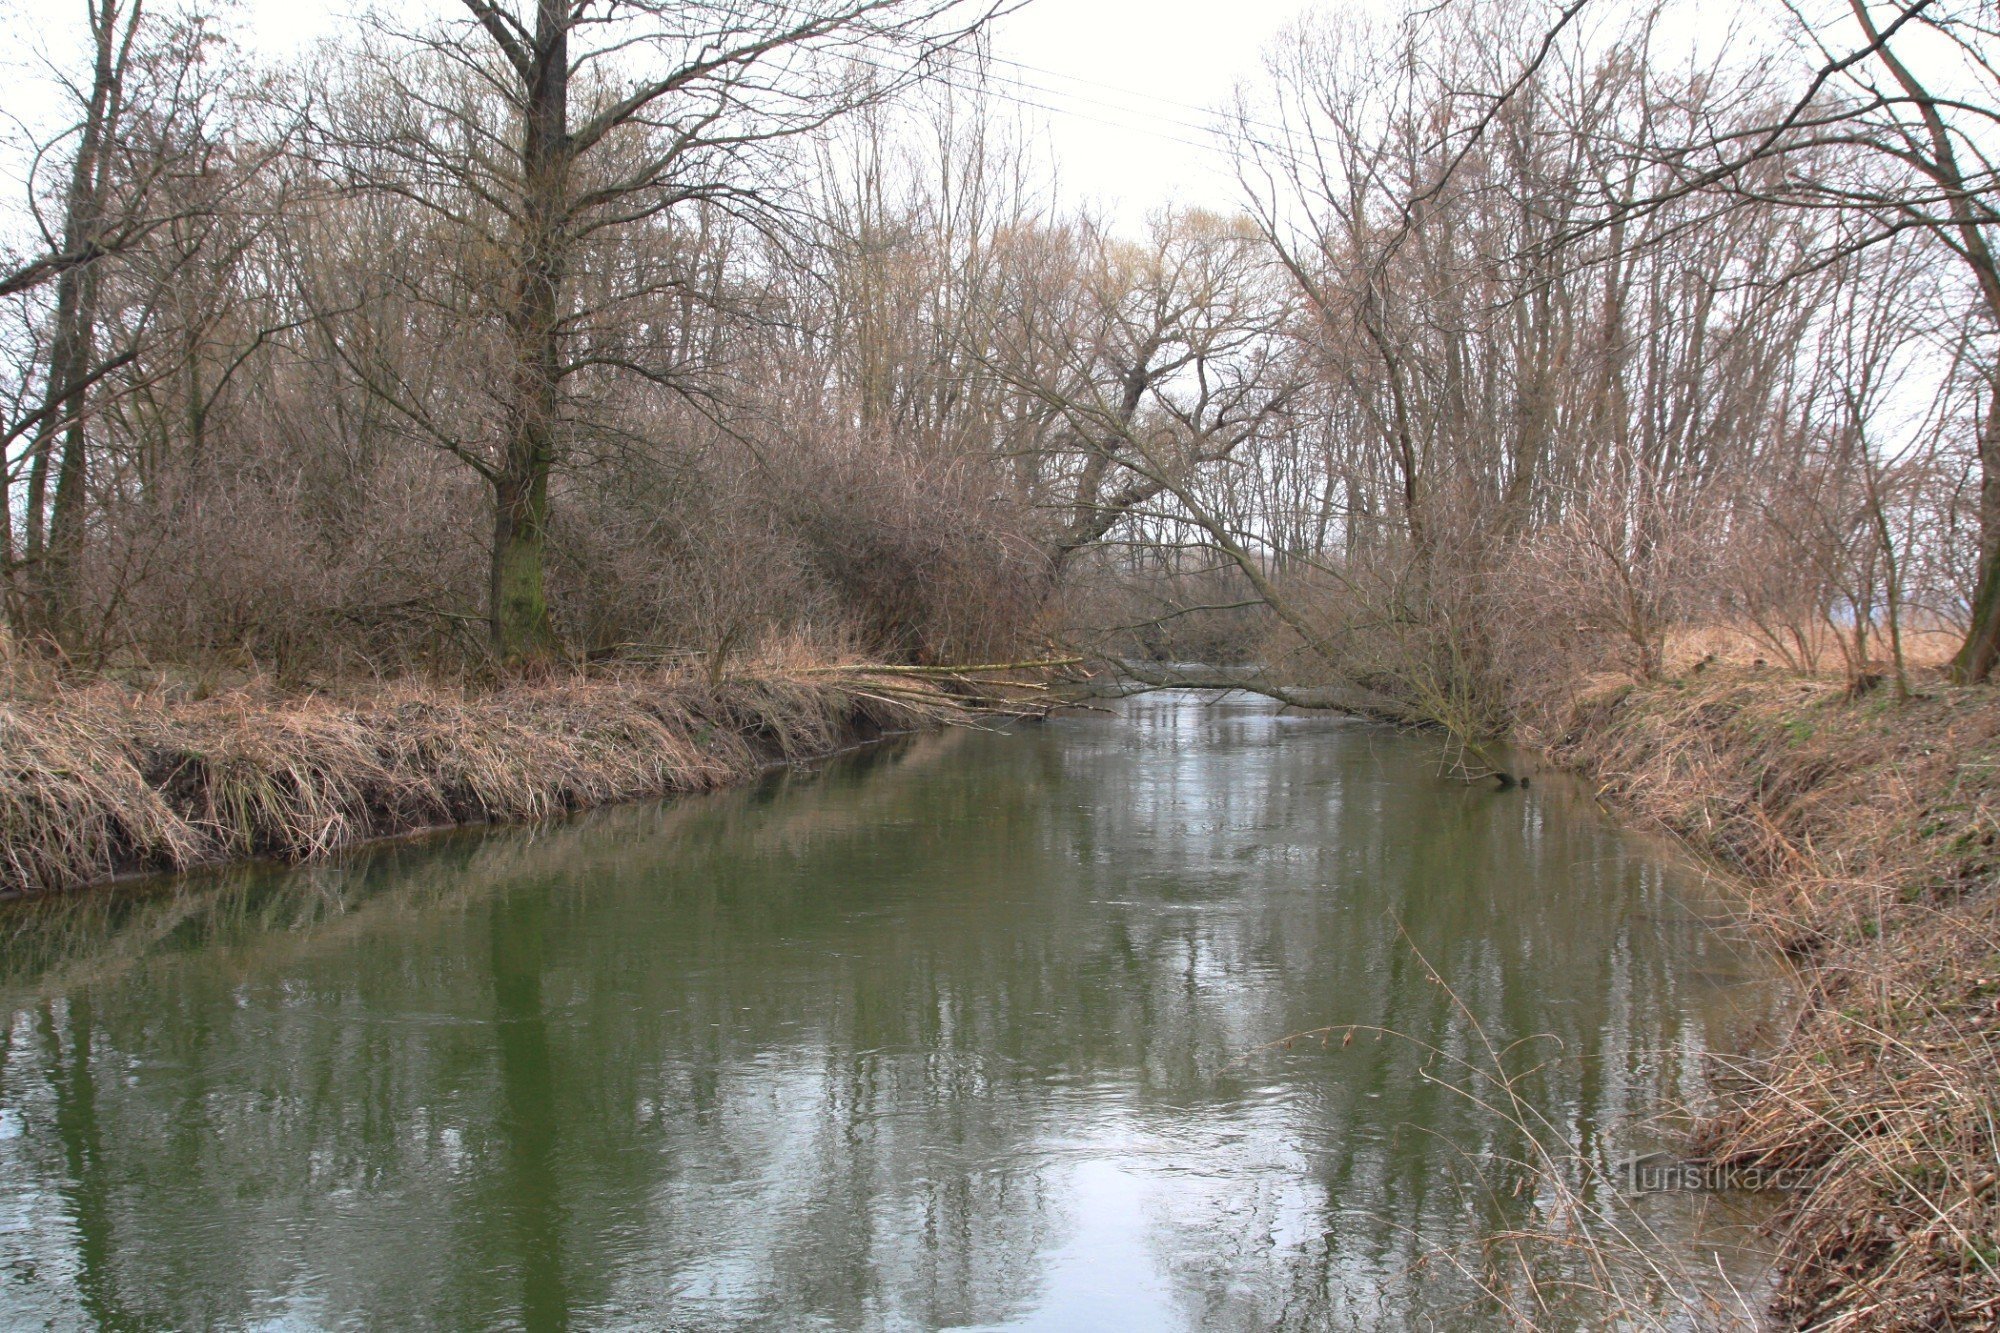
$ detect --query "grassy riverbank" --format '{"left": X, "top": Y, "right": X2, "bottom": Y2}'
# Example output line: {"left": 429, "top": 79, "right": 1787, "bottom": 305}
{"left": 1548, "top": 669, "right": 2000, "bottom": 1330}
{"left": 0, "top": 654, "right": 997, "bottom": 900}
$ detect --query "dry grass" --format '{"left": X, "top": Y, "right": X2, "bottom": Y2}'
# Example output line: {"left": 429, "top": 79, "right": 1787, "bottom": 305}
{"left": 1661, "top": 624, "right": 1963, "bottom": 676}
{"left": 1549, "top": 667, "right": 2000, "bottom": 1330}
{"left": 0, "top": 649, "right": 1006, "bottom": 899}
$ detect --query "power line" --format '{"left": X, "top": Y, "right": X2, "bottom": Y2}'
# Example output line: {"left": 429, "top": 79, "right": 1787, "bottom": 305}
{"left": 843, "top": 44, "right": 1320, "bottom": 178}
{"left": 844, "top": 47, "right": 1244, "bottom": 162}
{"left": 966, "top": 62, "right": 1236, "bottom": 146}
{"left": 972, "top": 47, "right": 1301, "bottom": 143}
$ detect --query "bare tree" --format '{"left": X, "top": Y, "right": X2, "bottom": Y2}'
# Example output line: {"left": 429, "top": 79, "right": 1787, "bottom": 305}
{"left": 0, "top": 1, "right": 262, "bottom": 651}
{"left": 1563, "top": 0, "right": 2000, "bottom": 680}
{"left": 316, "top": 0, "right": 1003, "bottom": 661}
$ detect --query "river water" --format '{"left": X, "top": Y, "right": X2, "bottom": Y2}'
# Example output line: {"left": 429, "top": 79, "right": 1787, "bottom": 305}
{"left": 0, "top": 692, "right": 1778, "bottom": 1330}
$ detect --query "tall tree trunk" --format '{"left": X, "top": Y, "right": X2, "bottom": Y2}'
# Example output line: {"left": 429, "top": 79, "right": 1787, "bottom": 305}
{"left": 490, "top": 0, "right": 567, "bottom": 662}
{"left": 18, "top": 0, "right": 129, "bottom": 651}
{"left": 1952, "top": 383, "right": 2000, "bottom": 683}
{"left": 1845, "top": 0, "right": 2000, "bottom": 684}
{"left": 45, "top": 331, "right": 99, "bottom": 652}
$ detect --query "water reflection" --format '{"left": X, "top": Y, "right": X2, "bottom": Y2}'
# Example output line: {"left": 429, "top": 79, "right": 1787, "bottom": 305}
{"left": 0, "top": 694, "right": 1774, "bottom": 1329}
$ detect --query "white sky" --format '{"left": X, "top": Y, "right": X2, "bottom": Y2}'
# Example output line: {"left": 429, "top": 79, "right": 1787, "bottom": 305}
{"left": 7, "top": 0, "right": 1799, "bottom": 237}
{"left": 190, "top": 0, "right": 1329, "bottom": 231}
{"left": 977, "top": 0, "right": 1322, "bottom": 226}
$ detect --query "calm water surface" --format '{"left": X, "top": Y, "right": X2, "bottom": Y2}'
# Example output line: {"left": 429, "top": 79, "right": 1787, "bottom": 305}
{"left": 0, "top": 693, "right": 1775, "bottom": 1330}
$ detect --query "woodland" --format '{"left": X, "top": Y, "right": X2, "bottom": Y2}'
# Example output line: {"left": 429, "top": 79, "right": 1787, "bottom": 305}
{"left": 1, "top": 0, "right": 1994, "bottom": 737}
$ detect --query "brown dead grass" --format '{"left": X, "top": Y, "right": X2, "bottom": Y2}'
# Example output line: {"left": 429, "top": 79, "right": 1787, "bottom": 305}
{"left": 0, "top": 653, "right": 987, "bottom": 898}
{"left": 1550, "top": 668, "right": 2000, "bottom": 1330}
{"left": 1663, "top": 624, "right": 1963, "bottom": 676}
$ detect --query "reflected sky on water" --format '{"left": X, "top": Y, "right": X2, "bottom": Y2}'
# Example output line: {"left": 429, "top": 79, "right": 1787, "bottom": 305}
{"left": 0, "top": 692, "right": 1779, "bottom": 1330}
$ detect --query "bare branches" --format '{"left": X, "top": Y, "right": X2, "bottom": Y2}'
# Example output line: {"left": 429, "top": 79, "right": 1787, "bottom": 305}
{"left": 0, "top": 240, "right": 109, "bottom": 299}
{"left": 458, "top": 0, "right": 534, "bottom": 80}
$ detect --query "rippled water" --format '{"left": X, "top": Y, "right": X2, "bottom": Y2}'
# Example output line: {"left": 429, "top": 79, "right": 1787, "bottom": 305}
{"left": 0, "top": 692, "right": 1777, "bottom": 1330}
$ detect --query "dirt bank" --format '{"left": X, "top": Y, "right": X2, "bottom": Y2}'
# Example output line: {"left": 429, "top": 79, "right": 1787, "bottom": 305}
{"left": 1548, "top": 669, "right": 2000, "bottom": 1330}
{"left": 0, "top": 665, "right": 971, "bottom": 900}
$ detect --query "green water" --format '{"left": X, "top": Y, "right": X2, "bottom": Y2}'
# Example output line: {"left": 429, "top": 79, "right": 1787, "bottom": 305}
{"left": 0, "top": 693, "right": 1775, "bottom": 1330}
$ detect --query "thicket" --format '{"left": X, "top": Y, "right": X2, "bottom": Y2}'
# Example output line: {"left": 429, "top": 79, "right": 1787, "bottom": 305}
{"left": 0, "top": 0, "right": 1056, "bottom": 679}
{"left": 5, "top": 0, "right": 1997, "bottom": 726}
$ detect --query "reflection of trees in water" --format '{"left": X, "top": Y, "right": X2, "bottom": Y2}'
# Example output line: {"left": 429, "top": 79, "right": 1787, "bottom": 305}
{"left": 40, "top": 998, "right": 138, "bottom": 1331}
{"left": 487, "top": 888, "right": 571, "bottom": 1332}
{"left": 0, "top": 699, "right": 1767, "bottom": 1329}
{"left": 0, "top": 730, "right": 968, "bottom": 1000}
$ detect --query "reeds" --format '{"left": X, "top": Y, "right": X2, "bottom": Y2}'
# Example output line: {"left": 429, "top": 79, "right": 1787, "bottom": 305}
{"left": 0, "top": 659, "right": 978, "bottom": 899}
{"left": 1551, "top": 667, "right": 2000, "bottom": 1329}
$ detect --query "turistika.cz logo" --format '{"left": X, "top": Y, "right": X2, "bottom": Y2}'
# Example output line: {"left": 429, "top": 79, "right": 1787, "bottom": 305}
{"left": 1618, "top": 1152, "right": 1814, "bottom": 1193}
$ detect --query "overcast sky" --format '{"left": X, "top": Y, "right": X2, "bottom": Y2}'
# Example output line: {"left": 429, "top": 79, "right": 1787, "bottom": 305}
{"left": 8, "top": 0, "right": 1785, "bottom": 236}
{"left": 189, "top": 0, "right": 1325, "bottom": 230}
{"left": 969, "top": 0, "right": 1320, "bottom": 225}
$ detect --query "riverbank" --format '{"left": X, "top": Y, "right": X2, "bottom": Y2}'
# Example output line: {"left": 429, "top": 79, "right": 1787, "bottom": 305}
{"left": 1547, "top": 668, "right": 2000, "bottom": 1330}
{"left": 0, "top": 660, "right": 990, "bottom": 900}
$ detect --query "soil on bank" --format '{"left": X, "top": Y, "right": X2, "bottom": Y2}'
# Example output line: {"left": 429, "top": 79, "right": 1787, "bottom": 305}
{"left": 1549, "top": 668, "right": 2000, "bottom": 1331}
{"left": 0, "top": 666, "right": 965, "bottom": 900}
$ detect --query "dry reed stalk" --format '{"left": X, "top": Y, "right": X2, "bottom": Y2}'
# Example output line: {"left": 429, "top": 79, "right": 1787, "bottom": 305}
{"left": 0, "top": 661, "right": 977, "bottom": 899}
{"left": 1550, "top": 667, "right": 2000, "bottom": 1329}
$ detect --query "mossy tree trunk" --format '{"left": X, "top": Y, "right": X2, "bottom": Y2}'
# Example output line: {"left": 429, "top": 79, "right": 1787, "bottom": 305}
{"left": 481, "top": 0, "right": 568, "bottom": 662}
{"left": 1952, "top": 422, "right": 2000, "bottom": 684}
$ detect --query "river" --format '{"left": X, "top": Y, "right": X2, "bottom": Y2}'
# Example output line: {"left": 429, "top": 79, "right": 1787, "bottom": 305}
{"left": 0, "top": 691, "right": 1779, "bottom": 1330}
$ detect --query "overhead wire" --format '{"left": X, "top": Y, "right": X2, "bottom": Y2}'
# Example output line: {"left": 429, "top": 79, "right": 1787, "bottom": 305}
{"left": 836, "top": 42, "right": 1324, "bottom": 179}
{"left": 844, "top": 47, "right": 1241, "bottom": 161}
{"left": 966, "top": 47, "right": 1304, "bottom": 143}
